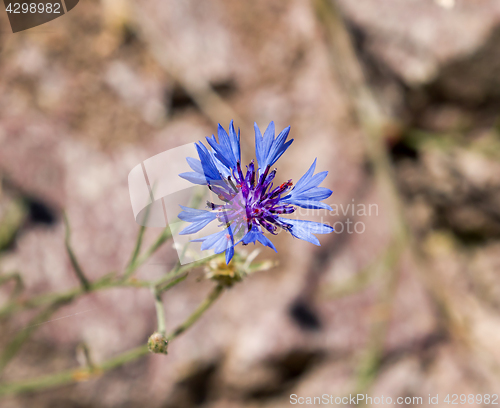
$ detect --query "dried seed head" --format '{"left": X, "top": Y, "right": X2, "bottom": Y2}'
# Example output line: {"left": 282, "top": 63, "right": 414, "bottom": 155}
{"left": 204, "top": 258, "right": 242, "bottom": 287}
{"left": 147, "top": 332, "right": 168, "bottom": 354}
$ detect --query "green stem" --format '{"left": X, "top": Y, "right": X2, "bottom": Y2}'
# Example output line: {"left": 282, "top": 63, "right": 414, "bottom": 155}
{"left": 154, "top": 255, "right": 217, "bottom": 292}
{"left": 124, "top": 224, "right": 146, "bottom": 278}
{"left": 157, "top": 273, "right": 188, "bottom": 294}
{"left": 124, "top": 196, "right": 156, "bottom": 278}
{"left": 0, "top": 277, "right": 141, "bottom": 319}
{"left": 0, "top": 345, "right": 150, "bottom": 397}
{"left": 153, "top": 288, "right": 166, "bottom": 335}
{"left": 63, "top": 213, "right": 91, "bottom": 292}
{"left": 0, "top": 254, "right": 213, "bottom": 320}
{"left": 0, "top": 284, "right": 224, "bottom": 397}
{"left": 168, "top": 284, "right": 223, "bottom": 340}
{"left": 124, "top": 189, "right": 207, "bottom": 280}
{"left": 0, "top": 300, "right": 68, "bottom": 374}
{"left": 0, "top": 197, "right": 219, "bottom": 395}
{"left": 123, "top": 227, "right": 173, "bottom": 280}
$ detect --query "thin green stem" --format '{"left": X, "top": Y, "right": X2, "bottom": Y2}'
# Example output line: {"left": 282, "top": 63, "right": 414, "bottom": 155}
{"left": 168, "top": 284, "right": 224, "bottom": 340}
{"left": 124, "top": 189, "right": 207, "bottom": 280}
{"left": 153, "top": 288, "right": 166, "bottom": 335}
{"left": 124, "top": 224, "right": 146, "bottom": 278}
{"left": 63, "top": 213, "right": 91, "bottom": 291}
{"left": 0, "top": 254, "right": 213, "bottom": 320}
{"left": 0, "top": 193, "right": 222, "bottom": 396}
{"left": 154, "top": 255, "right": 217, "bottom": 292}
{"left": 123, "top": 227, "right": 173, "bottom": 280}
{"left": 0, "top": 300, "right": 68, "bottom": 374}
{"left": 157, "top": 273, "right": 188, "bottom": 294}
{"left": 0, "top": 284, "right": 224, "bottom": 397}
{"left": 125, "top": 192, "right": 157, "bottom": 278}
{"left": 0, "top": 276, "right": 139, "bottom": 319}
{"left": 0, "top": 289, "right": 78, "bottom": 320}
{"left": 0, "top": 345, "right": 150, "bottom": 397}
{"left": 124, "top": 200, "right": 154, "bottom": 279}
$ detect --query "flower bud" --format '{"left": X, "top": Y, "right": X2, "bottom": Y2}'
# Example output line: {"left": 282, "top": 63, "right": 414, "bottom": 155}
{"left": 147, "top": 332, "right": 168, "bottom": 354}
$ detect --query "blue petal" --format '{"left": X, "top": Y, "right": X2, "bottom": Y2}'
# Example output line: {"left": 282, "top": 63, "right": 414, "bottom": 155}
{"left": 267, "top": 126, "right": 292, "bottom": 167}
{"left": 205, "top": 122, "right": 241, "bottom": 171}
{"left": 279, "top": 218, "right": 334, "bottom": 246}
{"left": 192, "top": 227, "right": 233, "bottom": 249}
{"left": 186, "top": 157, "right": 204, "bottom": 173}
{"left": 242, "top": 225, "right": 277, "bottom": 252}
{"left": 291, "top": 159, "right": 318, "bottom": 192}
{"left": 254, "top": 122, "right": 264, "bottom": 168}
{"left": 211, "top": 152, "right": 232, "bottom": 178}
{"left": 179, "top": 171, "right": 210, "bottom": 185}
{"left": 178, "top": 206, "right": 216, "bottom": 222}
{"left": 206, "top": 134, "right": 232, "bottom": 169}
{"left": 293, "top": 172, "right": 328, "bottom": 194}
{"left": 228, "top": 121, "right": 241, "bottom": 164}
{"left": 195, "top": 142, "right": 223, "bottom": 181}
{"left": 179, "top": 218, "right": 214, "bottom": 235}
{"left": 296, "top": 187, "right": 332, "bottom": 201}
{"left": 225, "top": 244, "right": 235, "bottom": 264}
{"left": 283, "top": 199, "right": 333, "bottom": 211}
{"left": 281, "top": 159, "right": 332, "bottom": 210}
{"left": 178, "top": 206, "right": 217, "bottom": 235}
{"left": 182, "top": 153, "right": 230, "bottom": 185}
{"left": 195, "top": 229, "right": 229, "bottom": 251}
{"left": 218, "top": 124, "right": 235, "bottom": 164}
{"left": 254, "top": 122, "right": 293, "bottom": 174}
{"left": 191, "top": 224, "right": 242, "bottom": 264}
{"left": 262, "top": 121, "right": 275, "bottom": 161}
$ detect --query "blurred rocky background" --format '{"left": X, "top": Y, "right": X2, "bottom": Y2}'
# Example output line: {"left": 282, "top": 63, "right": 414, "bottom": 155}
{"left": 1, "top": 0, "right": 500, "bottom": 406}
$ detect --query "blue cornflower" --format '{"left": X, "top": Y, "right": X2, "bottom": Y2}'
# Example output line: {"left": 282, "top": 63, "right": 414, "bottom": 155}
{"left": 178, "top": 121, "right": 334, "bottom": 264}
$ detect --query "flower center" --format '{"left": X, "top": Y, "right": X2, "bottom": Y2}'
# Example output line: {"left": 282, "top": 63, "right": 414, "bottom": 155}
{"left": 207, "top": 160, "right": 295, "bottom": 235}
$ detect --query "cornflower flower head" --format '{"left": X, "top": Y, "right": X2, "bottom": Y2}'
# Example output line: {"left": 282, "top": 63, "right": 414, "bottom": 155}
{"left": 178, "top": 121, "right": 334, "bottom": 264}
